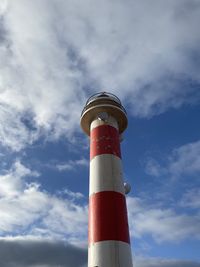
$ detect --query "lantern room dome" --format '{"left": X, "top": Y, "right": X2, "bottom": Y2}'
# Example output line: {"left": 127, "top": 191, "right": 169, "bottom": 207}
{"left": 80, "top": 92, "right": 128, "bottom": 136}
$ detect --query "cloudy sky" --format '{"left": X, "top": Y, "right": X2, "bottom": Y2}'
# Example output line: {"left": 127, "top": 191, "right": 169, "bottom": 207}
{"left": 0, "top": 0, "right": 200, "bottom": 266}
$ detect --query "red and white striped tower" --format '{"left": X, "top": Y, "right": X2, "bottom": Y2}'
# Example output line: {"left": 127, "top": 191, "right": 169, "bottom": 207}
{"left": 81, "top": 92, "right": 133, "bottom": 267}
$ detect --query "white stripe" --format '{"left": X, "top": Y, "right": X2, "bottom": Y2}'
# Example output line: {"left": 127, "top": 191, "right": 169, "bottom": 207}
{"left": 89, "top": 154, "right": 125, "bottom": 195}
{"left": 90, "top": 116, "right": 118, "bottom": 131}
{"left": 88, "top": 240, "right": 133, "bottom": 267}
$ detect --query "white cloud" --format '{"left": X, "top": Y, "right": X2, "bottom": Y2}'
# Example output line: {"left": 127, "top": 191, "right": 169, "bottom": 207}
{"left": 127, "top": 196, "right": 200, "bottom": 243}
{"left": 0, "top": 161, "right": 88, "bottom": 242}
{"left": 42, "top": 196, "right": 87, "bottom": 243}
{"left": 56, "top": 158, "right": 88, "bottom": 171}
{"left": 61, "top": 188, "right": 84, "bottom": 200}
{"left": 0, "top": 183, "right": 49, "bottom": 233}
{"left": 180, "top": 188, "right": 200, "bottom": 210}
{"left": 0, "top": 160, "right": 39, "bottom": 198}
{"left": 0, "top": 0, "right": 200, "bottom": 150}
{"left": 145, "top": 140, "right": 200, "bottom": 179}
{"left": 134, "top": 256, "right": 200, "bottom": 267}
{"left": 169, "top": 140, "right": 200, "bottom": 177}
{"left": 145, "top": 158, "right": 166, "bottom": 177}
{"left": 0, "top": 104, "right": 39, "bottom": 151}
{"left": 0, "top": 0, "right": 87, "bottom": 151}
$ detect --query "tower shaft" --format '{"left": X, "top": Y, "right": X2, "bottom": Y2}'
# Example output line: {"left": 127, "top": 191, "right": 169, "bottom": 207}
{"left": 88, "top": 117, "right": 132, "bottom": 267}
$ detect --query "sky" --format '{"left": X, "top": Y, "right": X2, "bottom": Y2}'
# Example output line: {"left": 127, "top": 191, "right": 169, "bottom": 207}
{"left": 0, "top": 0, "right": 200, "bottom": 266}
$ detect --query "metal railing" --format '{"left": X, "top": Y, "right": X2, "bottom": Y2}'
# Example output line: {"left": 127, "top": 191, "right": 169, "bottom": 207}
{"left": 81, "top": 92, "right": 127, "bottom": 116}
{"left": 86, "top": 92, "right": 121, "bottom": 105}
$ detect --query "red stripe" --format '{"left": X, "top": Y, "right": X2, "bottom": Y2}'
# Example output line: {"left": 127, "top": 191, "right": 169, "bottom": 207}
{"left": 89, "top": 191, "right": 130, "bottom": 244}
{"left": 90, "top": 125, "right": 121, "bottom": 160}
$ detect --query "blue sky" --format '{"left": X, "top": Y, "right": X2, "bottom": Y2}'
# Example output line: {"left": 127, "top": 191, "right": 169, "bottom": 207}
{"left": 0, "top": 0, "right": 200, "bottom": 266}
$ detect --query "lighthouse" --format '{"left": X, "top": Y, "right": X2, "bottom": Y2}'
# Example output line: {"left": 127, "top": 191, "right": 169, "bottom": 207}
{"left": 81, "top": 92, "right": 133, "bottom": 267}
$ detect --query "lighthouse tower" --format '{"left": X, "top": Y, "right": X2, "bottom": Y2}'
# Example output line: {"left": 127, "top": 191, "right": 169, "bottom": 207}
{"left": 81, "top": 92, "right": 133, "bottom": 267}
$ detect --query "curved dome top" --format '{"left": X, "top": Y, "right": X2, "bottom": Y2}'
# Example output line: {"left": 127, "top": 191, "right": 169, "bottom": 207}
{"left": 86, "top": 92, "right": 122, "bottom": 106}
